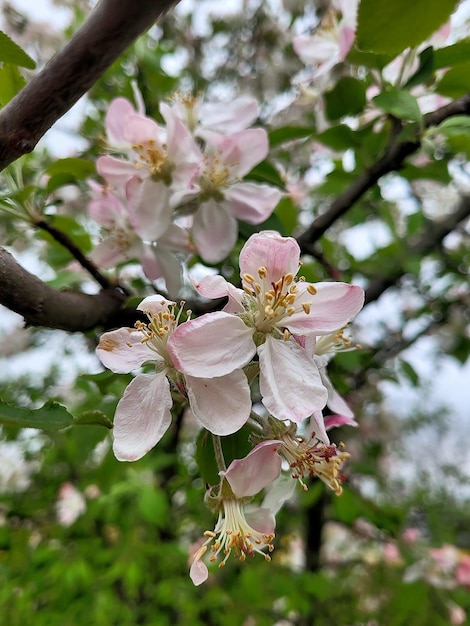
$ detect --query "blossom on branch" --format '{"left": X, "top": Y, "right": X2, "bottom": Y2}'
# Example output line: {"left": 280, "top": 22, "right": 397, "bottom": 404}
{"left": 96, "top": 296, "right": 251, "bottom": 461}
{"left": 169, "top": 231, "right": 364, "bottom": 422}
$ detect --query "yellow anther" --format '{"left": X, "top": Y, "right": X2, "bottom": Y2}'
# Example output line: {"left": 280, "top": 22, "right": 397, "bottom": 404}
{"left": 284, "top": 273, "right": 294, "bottom": 285}
{"left": 283, "top": 329, "right": 291, "bottom": 341}
{"left": 265, "top": 305, "right": 275, "bottom": 317}
{"left": 258, "top": 266, "right": 267, "bottom": 279}
{"left": 307, "top": 284, "right": 317, "bottom": 295}
{"left": 243, "top": 273, "right": 255, "bottom": 284}
{"left": 286, "top": 306, "right": 296, "bottom": 316}
{"left": 302, "top": 302, "right": 311, "bottom": 314}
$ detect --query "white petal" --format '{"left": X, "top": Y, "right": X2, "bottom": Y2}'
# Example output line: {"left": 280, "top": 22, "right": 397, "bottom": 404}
{"left": 192, "top": 201, "right": 238, "bottom": 264}
{"left": 185, "top": 369, "right": 251, "bottom": 436}
{"left": 258, "top": 336, "right": 328, "bottom": 422}
{"left": 224, "top": 182, "right": 282, "bottom": 224}
{"left": 97, "top": 327, "right": 156, "bottom": 373}
{"left": 168, "top": 312, "right": 256, "bottom": 377}
{"left": 189, "top": 558, "right": 209, "bottom": 586}
{"left": 113, "top": 372, "right": 172, "bottom": 461}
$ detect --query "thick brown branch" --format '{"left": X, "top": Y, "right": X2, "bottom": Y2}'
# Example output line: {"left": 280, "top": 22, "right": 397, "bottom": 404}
{"left": 298, "top": 92, "right": 470, "bottom": 250}
{"left": 0, "top": 0, "right": 178, "bottom": 171}
{"left": 365, "top": 194, "right": 470, "bottom": 305}
{"left": 0, "top": 247, "right": 129, "bottom": 331}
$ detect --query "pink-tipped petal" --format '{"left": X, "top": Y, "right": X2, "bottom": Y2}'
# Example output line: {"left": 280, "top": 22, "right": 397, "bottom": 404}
{"left": 185, "top": 369, "right": 251, "bottom": 436}
{"left": 286, "top": 282, "right": 364, "bottom": 335}
{"left": 324, "top": 414, "right": 358, "bottom": 430}
{"left": 240, "top": 230, "right": 300, "bottom": 286}
{"left": 218, "top": 128, "right": 269, "bottom": 177}
{"left": 308, "top": 410, "right": 330, "bottom": 444}
{"left": 97, "top": 327, "right": 156, "bottom": 373}
{"left": 200, "top": 96, "right": 258, "bottom": 133}
{"left": 224, "top": 182, "right": 282, "bottom": 224}
{"left": 126, "top": 177, "right": 172, "bottom": 241}
{"left": 112, "top": 372, "right": 172, "bottom": 461}
{"left": 105, "top": 97, "right": 136, "bottom": 147}
{"left": 221, "top": 441, "right": 282, "bottom": 498}
{"left": 190, "top": 557, "right": 209, "bottom": 586}
{"left": 258, "top": 336, "right": 328, "bottom": 422}
{"left": 168, "top": 312, "right": 256, "bottom": 378}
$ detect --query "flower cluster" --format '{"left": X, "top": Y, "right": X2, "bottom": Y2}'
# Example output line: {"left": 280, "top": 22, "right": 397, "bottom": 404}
{"left": 88, "top": 92, "right": 282, "bottom": 295}
{"left": 97, "top": 230, "right": 364, "bottom": 584}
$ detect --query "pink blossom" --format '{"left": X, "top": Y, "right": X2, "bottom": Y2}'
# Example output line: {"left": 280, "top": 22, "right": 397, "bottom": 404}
{"left": 190, "top": 442, "right": 280, "bottom": 585}
{"left": 456, "top": 554, "right": 470, "bottom": 589}
{"left": 169, "top": 231, "right": 364, "bottom": 423}
{"left": 188, "top": 131, "right": 283, "bottom": 263}
{"left": 293, "top": 0, "right": 357, "bottom": 81}
{"left": 96, "top": 296, "right": 251, "bottom": 461}
{"left": 171, "top": 92, "right": 259, "bottom": 136}
{"left": 87, "top": 181, "right": 189, "bottom": 295}
{"left": 100, "top": 98, "right": 203, "bottom": 213}
{"left": 56, "top": 482, "right": 86, "bottom": 527}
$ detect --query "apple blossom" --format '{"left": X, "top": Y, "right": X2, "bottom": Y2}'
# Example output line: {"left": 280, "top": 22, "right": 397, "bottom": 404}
{"left": 293, "top": 0, "right": 357, "bottom": 83}
{"left": 96, "top": 296, "right": 251, "bottom": 461}
{"left": 170, "top": 92, "right": 259, "bottom": 137}
{"left": 182, "top": 131, "right": 283, "bottom": 263}
{"left": 168, "top": 231, "right": 364, "bottom": 422}
{"left": 190, "top": 441, "right": 281, "bottom": 585}
{"left": 87, "top": 180, "right": 189, "bottom": 295}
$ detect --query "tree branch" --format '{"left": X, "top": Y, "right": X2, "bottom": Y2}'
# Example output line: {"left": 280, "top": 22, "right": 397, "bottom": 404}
{"left": 364, "top": 194, "right": 470, "bottom": 305}
{"left": 0, "top": 247, "right": 132, "bottom": 331}
{"left": 0, "top": 0, "right": 178, "bottom": 172}
{"left": 298, "top": 92, "right": 470, "bottom": 251}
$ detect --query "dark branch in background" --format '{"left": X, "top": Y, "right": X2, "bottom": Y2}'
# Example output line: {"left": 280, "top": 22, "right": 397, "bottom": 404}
{"left": 298, "top": 92, "right": 470, "bottom": 251}
{"left": 0, "top": 247, "right": 130, "bottom": 331}
{"left": 34, "top": 219, "right": 121, "bottom": 292}
{"left": 0, "top": 0, "right": 178, "bottom": 172}
{"left": 364, "top": 194, "right": 470, "bottom": 304}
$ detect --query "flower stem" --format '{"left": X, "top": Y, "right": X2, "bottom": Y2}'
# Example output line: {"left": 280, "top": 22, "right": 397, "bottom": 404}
{"left": 212, "top": 434, "right": 226, "bottom": 473}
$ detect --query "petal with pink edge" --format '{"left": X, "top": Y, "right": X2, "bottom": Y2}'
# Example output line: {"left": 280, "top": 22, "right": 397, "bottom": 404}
{"left": 324, "top": 414, "right": 358, "bottom": 430}
{"left": 190, "top": 558, "right": 209, "bottom": 586}
{"left": 258, "top": 335, "right": 328, "bottom": 422}
{"left": 224, "top": 182, "right": 282, "bottom": 224}
{"left": 185, "top": 369, "right": 251, "bottom": 436}
{"left": 200, "top": 96, "right": 258, "bottom": 133}
{"left": 112, "top": 372, "right": 172, "bottom": 461}
{"left": 97, "top": 327, "right": 158, "bottom": 373}
{"left": 308, "top": 410, "right": 330, "bottom": 444}
{"left": 168, "top": 312, "right": 255, "bottom": 377}
{"left": 286, "top": 282, "right": 364, "bottom": 335}
{"left": 218, "top": 128, "right": 269, "bottom": 177}
{"left": 105, "top": 97, "right": 135, "bottom": 147}
{"left": 240, "top": 231, "right": 300, "bottom": 287}
{"left": 193, "top": 275, "right": 244, "bottom": 313}
{"left": 126, "top": 177, "right": 172, "bottom": 241}
{"left": 220, "top": 441, "right": 282, "bottom": 498}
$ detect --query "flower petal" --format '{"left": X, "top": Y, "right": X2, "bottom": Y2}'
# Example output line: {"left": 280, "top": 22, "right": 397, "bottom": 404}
{"left": 192, "top": 201, "right": 238, "bottom": 264}
{"left": 193, "top": 275, "right": 244, "bottom": 313}
{"left": 224, "top": 182, "right": 282, "bottom": 224}
{"left": 168, "top": 312, "right": 256, "bottom": 377}
{"left": 190, "top": 557, "right": 209, "bottom": 586}
{"left": 105, "top": 97, "right": 136, "bottom": 147}
{"left": 97, "top": 327, "right": 155, "bottom": 373}
{"left": 200, "top": 95, "right": 258, "bottom": 133}
{"left": 185, "top": 369, "right": 251, "bottom": 436}
{"left": 220, "top": 441, "right": 282, "bottom": 498}
{"left": 258, "top": 335, "right": 328, "bottom": 422}
{"left": 286, "top": 282, "right": 364, "bottom": 335}
{"left": 240, "top": 231, "right": 300, "bottom": 289}
{"left": 113, "top": 372, "right": 172, "bottom": 461}
{"left": 126, "top": 177, "right": 172, "bottom": 241}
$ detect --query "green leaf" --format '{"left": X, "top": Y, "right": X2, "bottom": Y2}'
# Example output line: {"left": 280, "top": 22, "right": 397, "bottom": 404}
{"left": 436, "top": 62, "right": 470, "bottom": 98}
{"left": 0, "top": 63, "right": 25, "bottom": 106}
{"left": 72, "top": 410, "right": 113, "bottom": 429}
{"left": 317, "top": 124, "right": 362, "bottom": 151}
{"left": 433, "top": 38, "right": 470, "bottom": 69}
{"left": 346, "top": 46, "right": 394, "bottom": 69}
{"left": 399, "top": 360, "right": 420, "bottom": 386}
{"left": 45, "top": 158, "right": 96, "bottom": 179}
{"left": 356, "top": 0, "right": 457, "bottom": 56}
{"left": 0, "top": 30, "right": 36, "bottom": 69}
{"left": 403, "top": 47, "right": 434, "bottom": 89}
{"left": 0, "top": 399, "right": 74, "bottom": 430}
{"left": 372, "top": 89, "right": 422, "bottom": 122}
{"left": 268, "top": 126, "right": 314, "bottom": 148}
{"left": 246, "top": 159, "right": 285, "bottom": 188}
{"left": 324, "top": 77, "right": 367, "bottom": 121}
{"left": 195, "top": 427, "right": 252, "bottom": 486}
{"left": 275, "top": 196, "right": 298, "bottom": 236}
